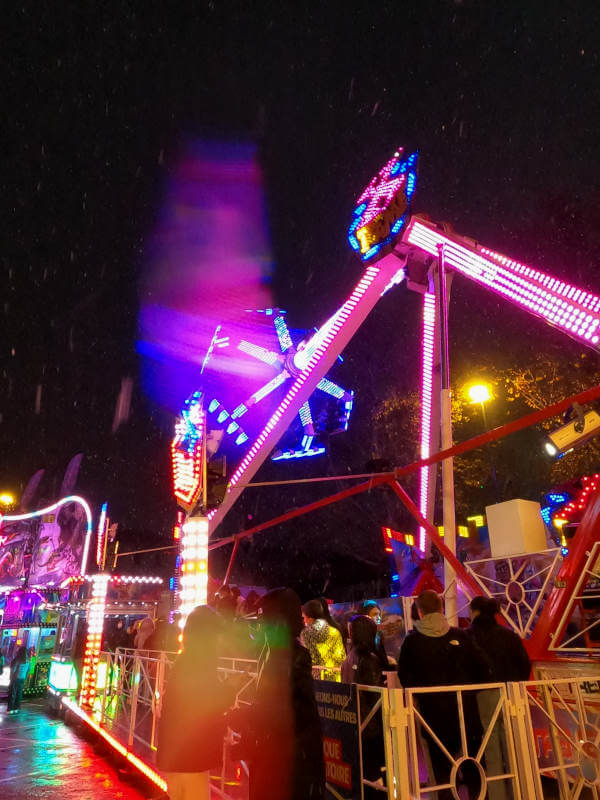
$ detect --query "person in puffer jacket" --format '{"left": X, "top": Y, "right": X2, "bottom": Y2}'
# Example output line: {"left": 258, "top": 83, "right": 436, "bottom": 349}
{"left": 301, "top": 598, "right": 346, "bottom": 681}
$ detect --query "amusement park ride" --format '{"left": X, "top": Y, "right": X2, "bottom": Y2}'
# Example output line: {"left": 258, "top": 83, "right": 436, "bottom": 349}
{"left": 171, "top": 145, "right": 600, "bottom": 661}
{"left": 1, "top": 144, "right": 599, "bottom": 798}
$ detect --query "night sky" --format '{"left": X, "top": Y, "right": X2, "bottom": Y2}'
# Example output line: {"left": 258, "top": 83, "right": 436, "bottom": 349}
{"left": 2, "top": 3, "right": 599, "bottom": 587}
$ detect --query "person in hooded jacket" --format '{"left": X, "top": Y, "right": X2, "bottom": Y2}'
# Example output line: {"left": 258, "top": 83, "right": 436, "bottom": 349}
{"left": 398, "top": 590, "right": 488, "bottom": 800}
{"left": 301, "top": 598, "right": 346, "bottom": 680}
{"left": 157, "top": 606, "right": 232, "bottom": 800}
{"left": 229, "top": 588, "right": 325, "bottom": 800}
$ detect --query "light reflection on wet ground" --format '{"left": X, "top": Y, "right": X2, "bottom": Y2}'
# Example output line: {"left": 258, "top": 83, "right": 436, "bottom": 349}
{"left": 0, "top": 701, "right": 160, "bottom": 799}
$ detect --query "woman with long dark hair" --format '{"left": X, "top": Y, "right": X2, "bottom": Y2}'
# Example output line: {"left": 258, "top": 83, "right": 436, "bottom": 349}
{"left": 301, "top": 598, "right": 346, "bottom": 680}
{"left": 342, "top": 615, "right": 386, "bottom": 795}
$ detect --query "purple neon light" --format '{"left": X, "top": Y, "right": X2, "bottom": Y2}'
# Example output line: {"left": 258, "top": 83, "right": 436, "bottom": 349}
{"left": 298, "top": 401, "right": 313, "bottom": 427}
{"left": 418, "top": 292, "right": 436, "bottom": 552}
{"left": 274, "top": 314, "right": 293, "bottom": 352}
{"left": 317, "top": 377, "right": 346, "bottom": 399}
{"left": 238, "top": 340, "right": 281, "bottom": 366}
{"left": 249, "top": 371, "right": 289, "bottom": 405}
{"left": 406, "top": 220, "right": 600, "bottom": 348}
{"left": 227, "top": 266, "right": 381, "bottom": 490}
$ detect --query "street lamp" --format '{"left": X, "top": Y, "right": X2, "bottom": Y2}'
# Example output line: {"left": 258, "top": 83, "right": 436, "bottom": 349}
{"left": 467, "top": 383, "right": 493, "bottom": 429}
{"left": 466, "top": 382, "right": 498, "bottom": 499}
{"left": 0, "top": 492, "right": 15, "bottom": 508}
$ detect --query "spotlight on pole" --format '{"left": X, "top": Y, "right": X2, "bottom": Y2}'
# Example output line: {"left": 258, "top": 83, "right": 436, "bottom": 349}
{"left": 544, "top": 407, "right": 600, "bottom": 457}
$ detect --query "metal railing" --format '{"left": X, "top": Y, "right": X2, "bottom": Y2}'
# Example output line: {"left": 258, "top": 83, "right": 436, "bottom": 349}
{"left": 465, "top": 548, "right": 563, "bottom": 637}
{"left": 516, "top": 675, "right": 600, "bottom": 799}
{"left": 87, "top": 647, "right": 600, "bottom": 800}
{"left": 549, "top": 541, "right": 600, "bottom": 653}
{"left": 401, "top": 578, "right": 474, "bottom": 634}
{"left": 91, "top": 648, "right": 258, "bottom": 800}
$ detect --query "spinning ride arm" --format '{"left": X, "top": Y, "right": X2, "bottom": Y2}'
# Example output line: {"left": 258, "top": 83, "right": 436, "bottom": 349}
{"left": 208, "top": 147, "right": 600, "bottom": 546}
{"left": 208, "top": 253, "right": 408, "bottom": 532}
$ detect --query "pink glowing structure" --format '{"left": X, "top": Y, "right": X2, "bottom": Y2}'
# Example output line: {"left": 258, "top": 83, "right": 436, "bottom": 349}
{"left": 203, "top": 147, "right": 600, "bottom": 543}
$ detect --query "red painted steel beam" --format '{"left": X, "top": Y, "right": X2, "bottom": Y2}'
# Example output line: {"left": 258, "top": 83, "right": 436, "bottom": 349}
{"left": 222, "top": 535, "right": 240, "bottom": 585}
{"left": 527, "top": 486, "right": 600, "bottom": 660}
{"left": 210, "top": 385, "right": 600, "bottom": 571}
{"left": 388, "top": 479, "right": 483, "bottom": 598}
{"left": 208, "top": 474, "right": 391, "bottom": 551}
{"left": 392, "top": 384, "right": 600, "bottom": 481}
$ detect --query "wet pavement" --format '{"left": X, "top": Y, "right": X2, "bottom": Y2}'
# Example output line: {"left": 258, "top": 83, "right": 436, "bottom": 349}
{"left": 0, "top": 699, "right": 162, "bottom": 800}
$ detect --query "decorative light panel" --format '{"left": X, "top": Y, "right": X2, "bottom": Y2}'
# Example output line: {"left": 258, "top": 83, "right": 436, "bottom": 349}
{"left": 79, "top": 574, "right": 109, "bottom": 707}
{"left": 382, "top": 526, "right": 416, "bottom": 550}
{"left": 348, "top": 149, "right": 418, "bottom": 262}
{"left": 2, "top": 495, "right": 93, "bottom": 575}
{"left": 171, "top": 391, "right": 206, "bottom": 511}
{"left": 553, "top": 474, "right": 600, "bottom": 528}
{"left": 178, "top": 516, "right": 209, "bottom": 626}
{"left": 418, "top": 292, "right": 436, "bottom": 552}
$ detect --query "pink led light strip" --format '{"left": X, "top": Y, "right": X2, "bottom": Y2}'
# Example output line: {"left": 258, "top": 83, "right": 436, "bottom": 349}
{"left": 405, "top": 220, "right": 600, "bottom": 347}
{"left": 227, "top": 266, "right": 381, "bottom": 490}
{"left": 418, "top": 292, "right": 436, "bottom": 552}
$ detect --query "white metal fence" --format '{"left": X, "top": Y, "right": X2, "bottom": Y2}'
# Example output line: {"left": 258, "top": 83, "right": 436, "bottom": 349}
{"left": 92, "top": 648, "right": 258, "bottom": 799}
{"left": 549, "top": 541, "right": 600, "bottom": 654}
{"left": 88, "top": 649, "right": 600, "bottom": 800}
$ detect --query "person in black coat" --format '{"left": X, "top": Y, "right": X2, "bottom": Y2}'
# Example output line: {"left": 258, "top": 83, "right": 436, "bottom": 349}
{"left": 468, "top": 596, "right": 531, "bottom": 682}
{"left": 468, "top": 596, "right": 531, "bottom": 800}
{"left": 342, "top": 615, "right": 386, "bottom": 796}
{"left": 157, "top": 606, "right": 231, "bottom": 800}
{"left": 398, "top": 590, "right": 488, "bottom": 800}
{"left": 359, "top": 600, "right": 390, "bottom": 671}
{"left": 229, "top": 588, "right": 325, "bottom": 800}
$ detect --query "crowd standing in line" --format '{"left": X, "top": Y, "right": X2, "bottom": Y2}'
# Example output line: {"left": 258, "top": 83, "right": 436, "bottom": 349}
{"left": 1, "top": 581, "right": 532, "bottom": 800}
{"left": 152, "top": 584, "right": 531, "bottom": 800}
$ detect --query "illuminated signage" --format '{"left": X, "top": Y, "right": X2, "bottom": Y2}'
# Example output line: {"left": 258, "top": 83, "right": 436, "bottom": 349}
{"left": 348, "top": 149, "right": 418, "bottom": 262}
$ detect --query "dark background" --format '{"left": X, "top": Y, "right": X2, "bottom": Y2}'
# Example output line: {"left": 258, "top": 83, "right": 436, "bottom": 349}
{"left": 2, "top": 2, "right": 599, "bottom": 595}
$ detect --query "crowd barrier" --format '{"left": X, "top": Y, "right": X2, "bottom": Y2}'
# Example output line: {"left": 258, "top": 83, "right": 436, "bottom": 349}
{"left": 67, "top": 648, "right": 600, "bottom": 799}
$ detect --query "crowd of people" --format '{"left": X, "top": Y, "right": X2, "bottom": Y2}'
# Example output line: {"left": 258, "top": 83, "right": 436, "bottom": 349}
{"left": 0, "top": 584, "right": 530, "bottom": 799}
{"left": 156, "top": 587, "right": 530, "bottom": 800}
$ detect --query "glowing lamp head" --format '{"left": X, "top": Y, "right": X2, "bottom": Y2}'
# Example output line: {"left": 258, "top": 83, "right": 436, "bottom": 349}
{"left": 467, "top": 384, "right": 492, "bottom": 405}
{"left": 0, "top": 492, "right": 15, "bottom": 507}
{"left": 545, "top": 441, "right": 558, "bottom": 457}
